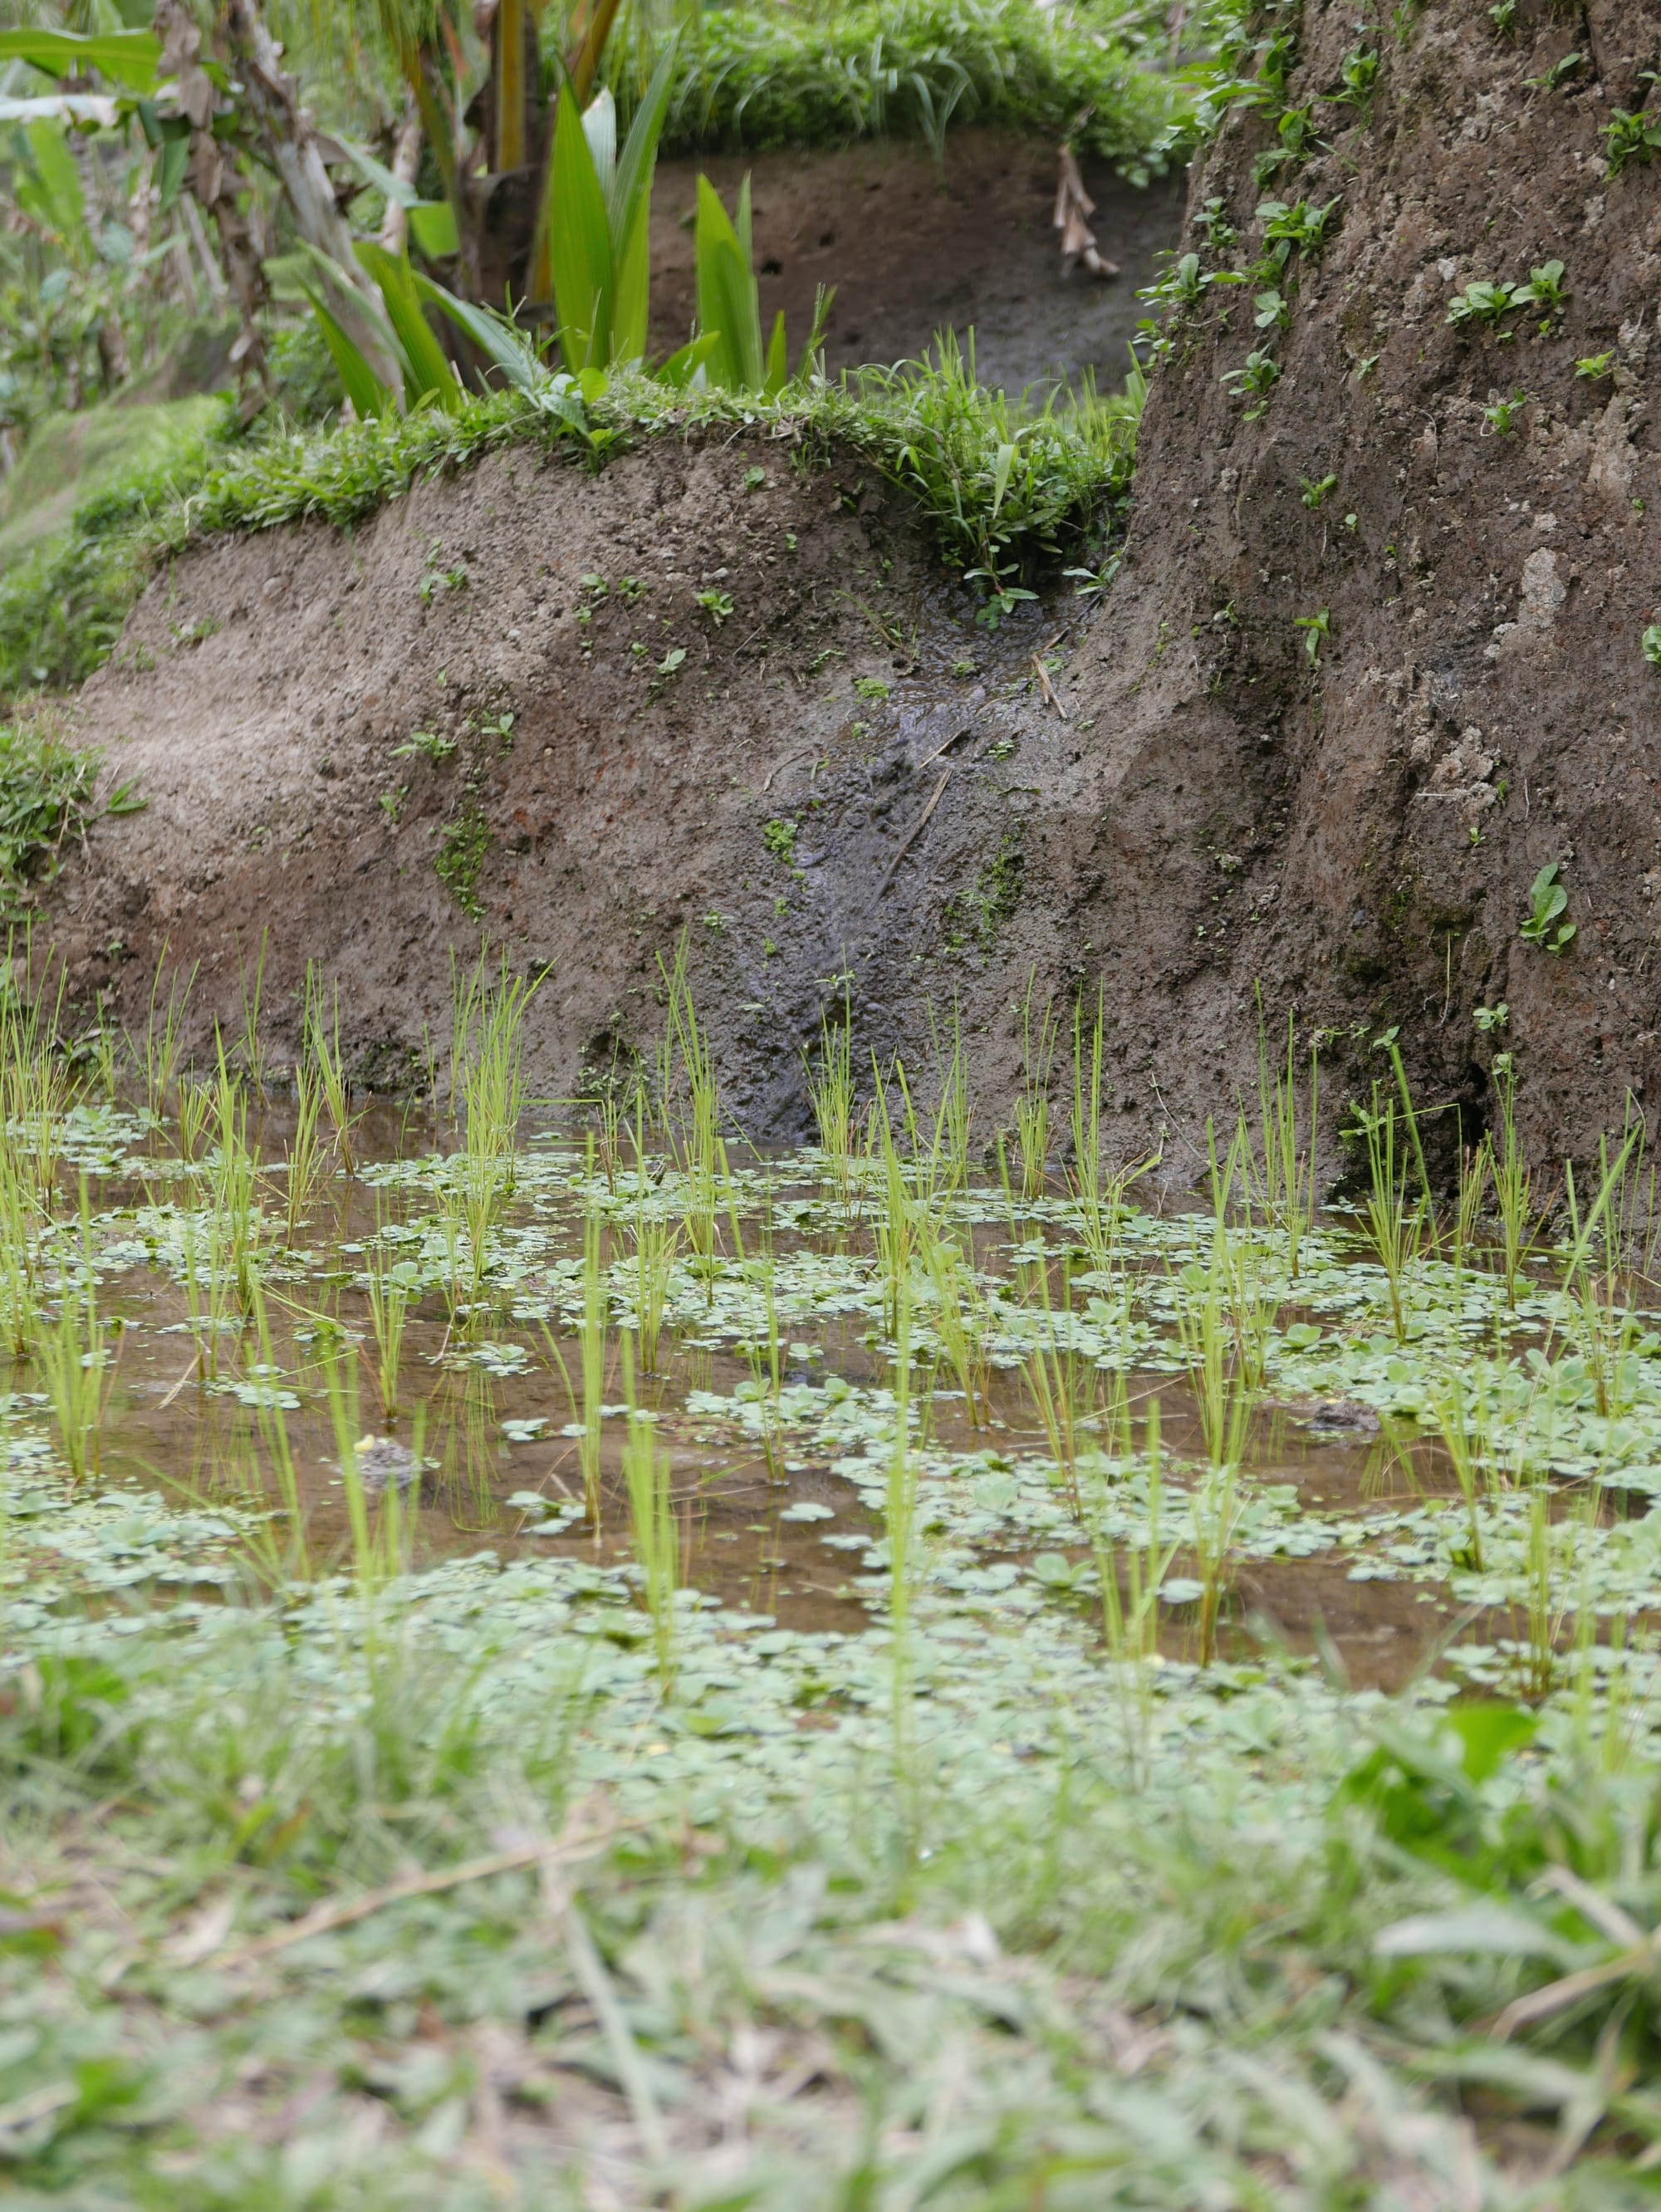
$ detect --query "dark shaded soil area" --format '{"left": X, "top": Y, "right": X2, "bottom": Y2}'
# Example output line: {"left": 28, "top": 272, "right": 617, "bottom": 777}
{"left": 649, "top": 129, "right": 1184, "bottom": 392}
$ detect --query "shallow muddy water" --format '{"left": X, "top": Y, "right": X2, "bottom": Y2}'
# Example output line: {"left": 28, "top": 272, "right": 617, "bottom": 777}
{"left": 16, "top": 1086, "right": 1651, "bottom": 1703}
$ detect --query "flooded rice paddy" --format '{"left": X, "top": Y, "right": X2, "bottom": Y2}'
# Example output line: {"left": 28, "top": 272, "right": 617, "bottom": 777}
{"left": 12, "top": 1068, "right": 1661, "bottom": 1709}
{"left": 13, "top": 1001, "right": 1661, "bottom": 2200}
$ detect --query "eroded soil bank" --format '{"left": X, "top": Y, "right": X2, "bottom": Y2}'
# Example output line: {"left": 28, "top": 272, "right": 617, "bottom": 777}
{"left": 54, "top": 429, "right": 1085, "bottom": 1135}
{"left": 48, "top": 2, "right": 1661, "bottom": 1170}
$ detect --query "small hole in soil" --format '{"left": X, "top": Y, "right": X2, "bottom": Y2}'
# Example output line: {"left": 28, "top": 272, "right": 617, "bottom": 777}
{"left": 761, "top": 257, "right": 782, "bottom": 276}
{"left": 818, "top": 230, "right": 835, "bottom": 248}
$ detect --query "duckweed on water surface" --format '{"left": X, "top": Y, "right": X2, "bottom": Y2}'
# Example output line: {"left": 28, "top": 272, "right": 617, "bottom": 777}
{"left": 7, "top": 974, "right": 1661, "bottom": 2201}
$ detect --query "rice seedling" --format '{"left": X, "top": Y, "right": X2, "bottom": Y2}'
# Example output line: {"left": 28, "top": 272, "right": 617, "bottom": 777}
{"left": 1015, "top": 976, "right": 1059, "bottom": 1199}
{"left": 137, "top": 956, "right": 197, "bottom": 1126}
{"left": 1093, "top": 1398, "right": 1178, "bottom": 1765}
{"left": 175, "top": 1075, "right": 214, "bottom": 1165}
{"left": 1423, "top": 1364, "right": 1497, "bottom": 1572}
{"left": 1484, "top": 1056, "right": 1543, "bottom": 1307}
{"left": 1355, "top": 1081, "right": 1428, "bottom": 1345}
{"left": 1170, "top": 1234, "right": 1257, "bottom": 1667}
{"left": 1205, "top": 1124, "right": 1277, "bottom": 1390}
{"left": 1452, "top": 1134, "right": 1488, "bottom": 1283}
{"left": 277, "top": 1060, "right": 331, "bottom": 1250}
{"left": 884, "top": 1268, "right": 919, "bottom": 1773}
{"left": 35, "top": 1183, "right": 117, "bottom": 1484}
{"left": 1384, "top": 1039, "right": 1439, "bottom": 1252}
{"left": 722, "top": 1144, "right": 786, "bottom": 1481}
{"left": 868, "top": 1072, "right": 922, "bottom": 1340}
{"left": 81, "top": 1017, "right": 120, "bottom": 1104}
{"left": 806, "top": 996, "right": 857, "bottom": 1204}
{"left": 234, "top": 931, "right": 271, "bottom": 1091}
{"left": 660, "top": 939, "right": 721, "bottom": 1275}
{"left": 1022, "top": 1308, "right": 1093, "bottom": 1519}
{"left": 1248, "top": 1011, "right": 1318, "bottom": 1279}
{"left": 209, "top": 1051, "right": 264, "bottom": 1314}
{"left": 577, "top": 1168, "right": 611, "bottom": 1525}
{"left": 914, "top": 1209, "right": 990, "bottom": 1428}
{"left": 0, "top": 985, "right": 68, "bottom": 1225}
{"left": 595, "top": 1086, "right": 625, "bottom": 1194}
{"left": 361, "top": 1237, "right": 410, "bottom": 1429}
{"left": 0, "top": 1146, "right": 39, "bottom": 1360}
{"left": 628, "top": 1105, "right": 679, "bottom": 1376}
{"left": 620, "top": 1334, "right": 678, "bottom": 1692}
{"left": 176, "top": 1204, "right": 233, "bottom": 1386}
{"left": 1520, "top": 1483, "right": 1574, "bottom": 1704}
{"left": 1556, "top": 1125, "right": 1644, "bottom": 1420}
{"left": 303, "top": 967, "right": 360, "bottom": 1174}
{"left": 924, "top": 1008, "right": 973, "bottom": 1199}
{"left": 1068, "top": 988, "right": 1112, "bottom": 1273}
{"left": 244, "top": 1270, "right": 311, "bottom": 1582}
{"left": 455, "top": 954, "right": 540, "bottom": 1193}
{"left": 318, "top": 1334, "right": 406, "bottom": 1594}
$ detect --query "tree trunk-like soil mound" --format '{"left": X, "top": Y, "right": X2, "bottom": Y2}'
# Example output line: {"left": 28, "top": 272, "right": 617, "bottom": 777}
{"left": 51, "top": 3, "right": 1661, "bottom": 1165}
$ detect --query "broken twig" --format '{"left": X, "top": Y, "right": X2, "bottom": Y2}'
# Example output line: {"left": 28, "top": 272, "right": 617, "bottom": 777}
{"left": 878, "top": 769, "right": 953, "bottom": 894}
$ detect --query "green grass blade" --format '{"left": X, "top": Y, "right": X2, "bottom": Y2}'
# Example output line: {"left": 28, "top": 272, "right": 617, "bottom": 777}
{"left": 793, "top": 285, "right": 835, "bottom": 384}
{"left": 0, "top": 25, "right": 159, "bottom": 89}
{"left": 582, "top": 83, "right": 618, "bottom": 196}
{"left": 406, "top": 200, "right": 459, "bottom": 259}
{"left": 762, "top": 309, "right": 788, "bottom": 397}
{"left": 356, "top": 241, "right": 464, "bottom": 411}
{"left": 548, "top": 80, "right": 616, "bottom": 370}
{"left": 301, "top": 286, "right": 394, "bottom": 419}
{"left": 609, "top": 40, "right": 678, "bottom": 250}
{"left": 614, "top": 195, "right": 652, "bottom": 365}
{"left": 411, "top": 274, "right": 540, "bottom": 394}
{"left": 655, "top": 331, "right": 719, "bottom": 388}
{"left": 694, "top": 175, "right": 763, "bottom": 391}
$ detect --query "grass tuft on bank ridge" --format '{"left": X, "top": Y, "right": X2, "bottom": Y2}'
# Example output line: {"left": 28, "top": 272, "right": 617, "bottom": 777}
{"left": 642, "top": 0, "right": 1192, "bottom": 177}
{"left": 0, "top": 353, "right": 1139, "bottom": 703}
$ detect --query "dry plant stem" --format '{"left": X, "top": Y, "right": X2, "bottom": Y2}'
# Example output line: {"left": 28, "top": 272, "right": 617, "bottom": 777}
{"left": 218, "top": 1808, "right": 627, "bottom": 1966}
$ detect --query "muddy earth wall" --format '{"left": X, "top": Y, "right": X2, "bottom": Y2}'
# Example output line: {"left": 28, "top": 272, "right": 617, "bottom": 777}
{"left": 51, "top": 2, "right": 1661, "bottom": 1165}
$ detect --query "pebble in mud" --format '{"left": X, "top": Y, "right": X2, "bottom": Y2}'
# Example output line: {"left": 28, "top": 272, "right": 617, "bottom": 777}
{"left": 354, "top": 1435, "right": 420, "bottom": 1492}
{"left": 1300, "top": 1401, "right": 1383, "bottom": 1440}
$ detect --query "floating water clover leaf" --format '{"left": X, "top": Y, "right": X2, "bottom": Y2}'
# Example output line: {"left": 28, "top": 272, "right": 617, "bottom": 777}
{"left": 501, "top": 1417, "right": 550, "bottom": 1444}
